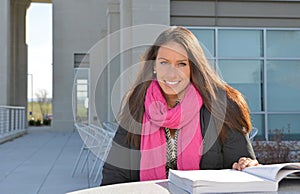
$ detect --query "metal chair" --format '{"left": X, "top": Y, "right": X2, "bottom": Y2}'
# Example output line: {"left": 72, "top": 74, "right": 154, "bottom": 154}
{"left": 101, "top": 121, "right": 118, "bottom": 135}
{"left": 72, "top": 122, "right": 116, "bottom": 185}
{"left": 71, "top": 123, "right": 91, "bottom": 177}
{"left": 249, "top": 127, "right": 258, "bottom": 142}
{"left": 88, "top": 124, "right": 116, "bottom": 183}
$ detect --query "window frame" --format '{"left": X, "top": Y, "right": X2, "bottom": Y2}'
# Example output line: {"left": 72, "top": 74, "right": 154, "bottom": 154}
{"left": 187, "top": 26, "right": 300, "bottom": 140}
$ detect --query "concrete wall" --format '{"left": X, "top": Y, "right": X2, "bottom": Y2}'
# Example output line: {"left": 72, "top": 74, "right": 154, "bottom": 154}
{"left": 10, "top": 0, "right": 29, "bottom": 107}
{"left": 73, "top": 0, "right": 171, "bottom": 128}
{"left": 119, "top": 0, "right": 170, "bottom": 93}
{"left": 45, "top": 0, "right": 170, "bottom": 130}
{"left": 3, "top": 0, "right": 300, "bottom": 132}
{"left": 52, "top": 0, "right": 107, "bottom": 131}
{"left": 0, "top": 0, "right": 28, "bottom": 107}
{"left": 4, "top": 0, "right": 300, "bottom": 132}
{"left": 0, "top": 0, "right": 10, "bottom": 106}
{"left": 171, "top": 0, "right": 300, "bottom": 27}
{"left": 112, "top": 0, "right": 170, "bottom": 122}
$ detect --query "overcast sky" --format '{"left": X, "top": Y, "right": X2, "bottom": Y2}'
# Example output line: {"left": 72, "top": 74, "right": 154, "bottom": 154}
{"left": 27, "top": 3, "right": 52, "bottom": 100}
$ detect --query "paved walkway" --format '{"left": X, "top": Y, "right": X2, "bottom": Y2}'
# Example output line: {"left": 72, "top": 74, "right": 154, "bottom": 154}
{"left": 0, "top": 127, "right": 97, "bottom": 194}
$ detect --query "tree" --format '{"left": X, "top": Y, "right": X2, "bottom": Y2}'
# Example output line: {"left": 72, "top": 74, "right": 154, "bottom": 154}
{"left": 35, "top": 89, "right": 50, "bottom": 120}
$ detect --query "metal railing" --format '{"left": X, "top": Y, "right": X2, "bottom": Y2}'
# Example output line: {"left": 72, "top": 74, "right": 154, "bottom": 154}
{"left": 0, "top": 106, "right": 26, "bottom": 143}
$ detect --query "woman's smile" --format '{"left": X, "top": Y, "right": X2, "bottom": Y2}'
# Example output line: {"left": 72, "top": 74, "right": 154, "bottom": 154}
{"left": 164, "top": 80, "right": 181, "bottom": 86}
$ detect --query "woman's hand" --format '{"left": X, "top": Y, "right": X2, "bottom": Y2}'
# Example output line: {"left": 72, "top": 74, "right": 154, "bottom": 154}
{"left": 232, "top": 157, "right": 260, "bottom": 171}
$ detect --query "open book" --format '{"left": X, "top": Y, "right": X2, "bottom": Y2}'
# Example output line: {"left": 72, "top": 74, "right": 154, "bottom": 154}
{"left": 168, "top": 162, "right": 300, "bottom": 193}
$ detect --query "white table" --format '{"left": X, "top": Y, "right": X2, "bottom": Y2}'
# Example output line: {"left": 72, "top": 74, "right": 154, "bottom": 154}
{"left": 68, "top": 179, "right": 300, "bottom": 194}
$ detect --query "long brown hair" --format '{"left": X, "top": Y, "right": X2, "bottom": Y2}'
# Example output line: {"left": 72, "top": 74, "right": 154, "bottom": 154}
{"left": 117, "top": 26, "right": 252, "bottom": 148}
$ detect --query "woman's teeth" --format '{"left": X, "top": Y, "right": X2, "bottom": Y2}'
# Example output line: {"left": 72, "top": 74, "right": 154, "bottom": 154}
{"left": 165, "top": 81, "right": 179, "bottom": 85}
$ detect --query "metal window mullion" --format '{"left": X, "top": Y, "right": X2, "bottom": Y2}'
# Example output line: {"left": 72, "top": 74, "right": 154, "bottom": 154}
{"left": 251, "top": 111, "right": 266, "bottom": 115}
{"left": 267, "top": 111, "right": 300, "bottom": 114}
{"left": 189, "top": 27, "right": 300, "bottom": 140}
{"left": 218, "top": 57, "right": 264, "bottom": 60}
{"left": 263, "top": 29, "right": 269, "bottom": 141}
{"left": 267, "top": 57, "right": 300, "bottom": 61}
{"left": 186, "top": 26, "right": 300, "bottom": 31}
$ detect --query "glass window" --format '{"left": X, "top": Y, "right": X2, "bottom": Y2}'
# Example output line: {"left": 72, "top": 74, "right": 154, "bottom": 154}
{"left": 76, "top": 85, "right": 88, "bottom": 92}
{"left": 218, "top": 30, "right": 263, "bottom": 58}
{"left": 267, "top": 30, "right": 300, "bottom": 58}
{"left": 267, "top": 60, "right": 300, "bottom": 112}
{"left": 77, "top": 79, "right": 88, "bottom": 84}
{"left": 268, "top": 114, "right": 300, "bottom": 140}
{"left": 73, "top": 68, "right": 89, "bottom": 124}
{"left": 190, "top": 29, "right": 215, "bottom": 57}
{"left": 74, "top": 53, "right": 90, "bottom": 68}
{"left": 250, "top": 114, "right": 265, "bottom": 139}
{"left": 187, "top": 27, "right": 300, "bottom": 140}
{"left": 75, "top": 68, "right": 89, "bottom": 79}
{"left": 218, "top": 60, "right": 263, "bottom": 112}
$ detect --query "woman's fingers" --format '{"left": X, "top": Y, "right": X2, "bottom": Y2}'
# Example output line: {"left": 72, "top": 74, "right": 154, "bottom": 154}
{"left": 232, "top": 162, "right": 239, "bottom": 170}
{"left": 248, "top": 159, "right": 259, "bottom": 167}
{"left": 232, "top": 158, "right": 259, "bottom": 171}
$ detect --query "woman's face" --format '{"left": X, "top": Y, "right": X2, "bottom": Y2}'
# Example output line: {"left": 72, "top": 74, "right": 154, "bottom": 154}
{"left": 154, "top": 41, "right": 191, "bottom": 100}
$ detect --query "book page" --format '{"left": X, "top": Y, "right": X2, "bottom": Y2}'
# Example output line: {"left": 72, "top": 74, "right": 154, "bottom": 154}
{"left": 169, "top": 169, "right": 281, "bottom": 193}
{"left": 276, "top": 169, "right": 300, "bottom": 182}
{"left": 243, "top": 163, "right": 300, "bottom": 182}
{"left": 169, "top": 169, "right": 267, "bottom": 186}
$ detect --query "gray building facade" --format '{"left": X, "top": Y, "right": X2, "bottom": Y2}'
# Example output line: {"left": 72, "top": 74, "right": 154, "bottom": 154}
{"left": 1, "top": 0, "right": 299, "bottom": 140}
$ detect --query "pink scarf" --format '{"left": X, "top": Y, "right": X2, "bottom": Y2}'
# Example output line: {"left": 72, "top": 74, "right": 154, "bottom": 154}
{"left": 140, "top": 80, "right": 203, "bottom": 181}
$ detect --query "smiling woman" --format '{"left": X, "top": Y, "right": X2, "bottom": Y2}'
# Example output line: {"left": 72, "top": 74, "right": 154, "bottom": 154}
{"left": 101, "top": 26, "right": 259, "bottom": 186}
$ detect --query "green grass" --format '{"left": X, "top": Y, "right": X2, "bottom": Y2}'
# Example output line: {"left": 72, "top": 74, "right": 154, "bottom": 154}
{"left": 27, "top": 102, "right": 52, "bottom": 121}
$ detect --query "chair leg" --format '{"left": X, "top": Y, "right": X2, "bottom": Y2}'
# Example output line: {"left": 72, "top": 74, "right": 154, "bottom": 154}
{"left": 89, "top": 154, "right": 99, "bottom": 179}
{"left": 93, "top": 138, "right": 112, "bottom": 183}
{"left": 71, "top": 142, "right": 86, "bottom": 177}
{"left": 94, "top": 159, "right": 104, "bottom": 183}
{"left": 80, "top": 149, "right": 91, "bottom": 173}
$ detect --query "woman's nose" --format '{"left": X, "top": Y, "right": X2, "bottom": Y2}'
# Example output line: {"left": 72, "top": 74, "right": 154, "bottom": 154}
{"left": 165, "top": 65, "right": 178, "bottom": 77}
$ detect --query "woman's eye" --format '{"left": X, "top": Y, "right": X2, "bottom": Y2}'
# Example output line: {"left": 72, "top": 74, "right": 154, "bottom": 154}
{"left": 160, "top": 61, "right": 168, "bottom": 65}
{"left": 178, "top": 63, "right": 186, "bottom": 67}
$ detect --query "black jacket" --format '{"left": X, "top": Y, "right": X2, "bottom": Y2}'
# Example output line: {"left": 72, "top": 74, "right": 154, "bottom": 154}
{"left": 101, "top": 106, "right": 256, "bottom": 186}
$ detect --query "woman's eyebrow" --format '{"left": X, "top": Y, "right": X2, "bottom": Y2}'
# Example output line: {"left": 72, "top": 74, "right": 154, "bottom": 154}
{"left": 177, "top": 59, "right": 188, "bottom": 62}
{"left": 157, "top": 57, "right": 188, "bottom": 62}
{"left": 157, "top": 57, "right": 168, "bottom": 61}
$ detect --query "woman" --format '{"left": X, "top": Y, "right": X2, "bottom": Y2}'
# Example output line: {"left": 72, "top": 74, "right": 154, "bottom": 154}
{"left": 101, "top": 26, "right": 258, "bottom": 185}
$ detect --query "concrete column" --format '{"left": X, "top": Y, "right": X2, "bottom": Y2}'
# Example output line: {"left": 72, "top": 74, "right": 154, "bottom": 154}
{"left": 119, "top": 0, "right": 170, "bottom": 98}
{"left": 107, "top": 0, "right": 120, "bottom": 121}
{"left": 52, "top": 0, "right": 108, "bottom": 131}
{"left": 10, "top": 0, "right": 29, "bottom": 107}
{"left": 131, "top": 0, "right": 170, "bottom": 60}
{"left": 119, "top": 0, "right": 133, "bottom": 99}
{"left": 131, "top": 0, "right": 170, "bottom": 25}
{"left": 90, "top": 0, "right": 121, "bottom": 124}
{"left": 90, "top": 29, "right": 108, "bottom": 125}
{"left": 0, "top": 0, "right": 10, "bottom": 106}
